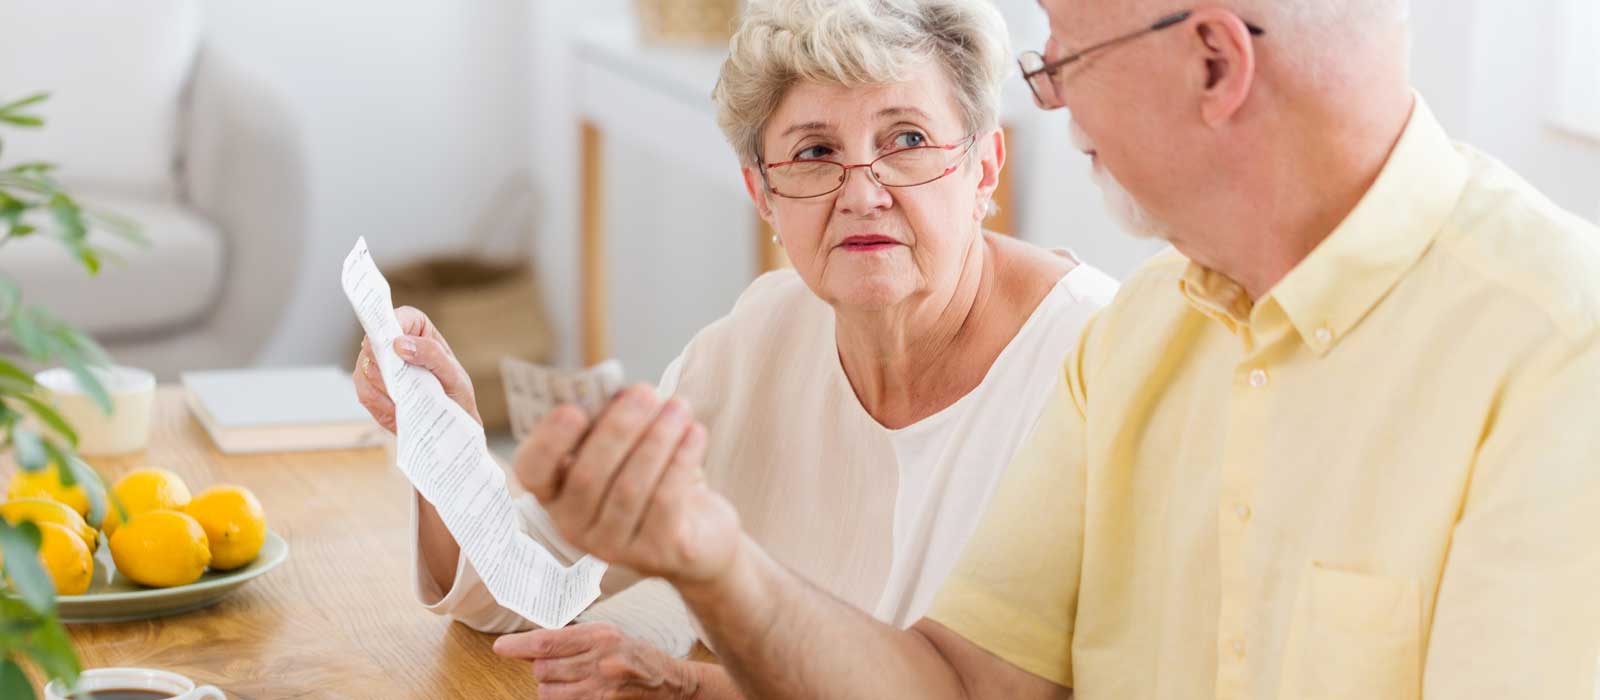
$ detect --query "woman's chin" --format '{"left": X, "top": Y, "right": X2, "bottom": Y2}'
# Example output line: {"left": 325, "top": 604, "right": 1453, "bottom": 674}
{"left": 825, "top": 277, "right": 915, "bottom": 311}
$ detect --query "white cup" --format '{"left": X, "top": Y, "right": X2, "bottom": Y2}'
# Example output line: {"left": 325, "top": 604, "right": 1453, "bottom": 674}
{"left": 35, "top": 366, "right": 156, "bottom": 456}
{"left": 43, "top": 667, "right": 225, "bottom": 700}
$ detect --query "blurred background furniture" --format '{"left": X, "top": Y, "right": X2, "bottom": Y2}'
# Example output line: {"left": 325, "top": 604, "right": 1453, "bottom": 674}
{"left": 0, "top": 0, "right": 308, "bottom": 380}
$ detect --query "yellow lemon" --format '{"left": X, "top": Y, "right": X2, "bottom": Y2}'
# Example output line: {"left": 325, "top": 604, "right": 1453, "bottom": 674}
{"left": 183, "top": 485, "right": 266, "bottom": 571}
{"left": 35, "top": 521, "right": 93, "bottom": 595}
{"left": 0, "top": 498, "right": 98, "bottom": 553}
{"left": 6, "top": 463, "right": 91, "bottom": 518}
{"left": 108, "top": 510, "right": 210, "bottom": 588}
{"left": 102, "top": 468, "right": 191, "bottom": 537}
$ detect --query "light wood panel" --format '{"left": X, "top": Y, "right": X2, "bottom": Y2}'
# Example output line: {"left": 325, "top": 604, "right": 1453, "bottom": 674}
{"left": 990, "top": 124, "right": 1017, "bottom": 236}
{"left": 581, "top": 120, "right": 609, "bottom": 367}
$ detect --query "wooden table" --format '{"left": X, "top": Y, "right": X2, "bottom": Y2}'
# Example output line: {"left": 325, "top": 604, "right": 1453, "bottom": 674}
{"left": 48, "top": 387, "right": 545, "bottom": 699}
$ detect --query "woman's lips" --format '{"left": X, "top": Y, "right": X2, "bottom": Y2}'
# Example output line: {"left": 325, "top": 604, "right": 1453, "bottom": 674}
{"left": 838, "top": 235, "right": 901, "bottom": 252}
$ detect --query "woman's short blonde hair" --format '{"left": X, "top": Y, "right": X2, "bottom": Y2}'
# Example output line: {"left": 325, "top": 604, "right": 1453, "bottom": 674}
{"left": 712, "top": 0, "right": 1012, "bottom": 167}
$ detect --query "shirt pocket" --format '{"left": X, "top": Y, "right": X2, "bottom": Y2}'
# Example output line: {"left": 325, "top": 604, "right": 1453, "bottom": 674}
{"left": 1277, "top": 561, "right": 1422, "bottom": 700}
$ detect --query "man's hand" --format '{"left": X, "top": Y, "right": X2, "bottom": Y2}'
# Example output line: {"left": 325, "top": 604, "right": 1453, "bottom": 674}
{"left": 493, "top": 622, "right": 700, "bottom": 700}
{"left": 512, "top": 385, "right": 742, "bottom": 586}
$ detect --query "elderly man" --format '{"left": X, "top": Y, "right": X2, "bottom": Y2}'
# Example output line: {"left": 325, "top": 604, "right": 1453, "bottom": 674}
{"left": 510, "top": 0, "right": 1600, "bottom": 698}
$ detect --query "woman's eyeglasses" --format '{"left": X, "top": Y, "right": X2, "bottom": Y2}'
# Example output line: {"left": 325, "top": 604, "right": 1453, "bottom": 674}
{"left": 760, "top": 134, "right": 978, "bottom": 199}
{"left": 1018, "top": 10, "right": 1265, "bottom": 110}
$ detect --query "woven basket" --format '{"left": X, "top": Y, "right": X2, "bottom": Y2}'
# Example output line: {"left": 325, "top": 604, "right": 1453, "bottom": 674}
{"left": 636, "top": 0, "right": 740, "bottom": 46}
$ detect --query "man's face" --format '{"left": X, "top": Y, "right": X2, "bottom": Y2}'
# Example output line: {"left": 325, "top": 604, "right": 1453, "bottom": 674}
{"left": 1037, "top": 0, "right": 1197, "bottom": 241}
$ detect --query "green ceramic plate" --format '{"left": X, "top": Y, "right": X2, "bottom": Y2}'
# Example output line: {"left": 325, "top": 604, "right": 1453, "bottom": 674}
{"left": 59, "top": 529, "right": 288, "bottom": 623}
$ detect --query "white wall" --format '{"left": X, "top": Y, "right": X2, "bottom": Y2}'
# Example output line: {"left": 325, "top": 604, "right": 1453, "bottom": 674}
{"left": 212, "top": 0, "right": 1598, "bottom": 382}
{"left": 1412, "top": 0, "right": 1600, "bottom": 220}
{"left": 203, "top": 0, "right": 535, "bottom": 368}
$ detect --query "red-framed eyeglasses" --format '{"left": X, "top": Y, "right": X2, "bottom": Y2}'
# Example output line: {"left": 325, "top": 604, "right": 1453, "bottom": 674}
{"left": 760, "top": 133, "right": 979, "bottom": 199}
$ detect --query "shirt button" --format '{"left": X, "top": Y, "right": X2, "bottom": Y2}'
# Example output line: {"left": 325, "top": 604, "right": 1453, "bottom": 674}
{"left": 1235, "top": 503, "right": 1252, "bottom": 522}
{"left": 1248, "top": 369, "right": 1269, "bottom": 388}
{"left": 1314, "top": 327, "right": 1333, "bottom": 344}
{"left": 1232, "top": 639, "right": 1246, "bottom": 658}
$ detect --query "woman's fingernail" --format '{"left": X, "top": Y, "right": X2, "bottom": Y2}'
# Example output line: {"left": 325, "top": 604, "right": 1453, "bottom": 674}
{"left": 395, "top": 338, "right": 416, "bottom": 357}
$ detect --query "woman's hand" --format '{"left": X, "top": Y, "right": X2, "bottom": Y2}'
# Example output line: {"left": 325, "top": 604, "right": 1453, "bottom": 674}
{"left": 351, "top": 305, "right": 482, "bottom": 432}
{"left": 493, "top": 622, "right": 700, "bottom": 700}
{"left": 512, "top": 386, "right": 742, "bottom": 586}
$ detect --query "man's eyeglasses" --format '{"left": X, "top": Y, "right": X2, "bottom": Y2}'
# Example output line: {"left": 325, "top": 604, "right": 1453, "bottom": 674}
{"left": 1018, "top": 10, "right": 1266, "bottom": 110}
{"left": 760, "top": 134, "right": 978, "bottom": 199}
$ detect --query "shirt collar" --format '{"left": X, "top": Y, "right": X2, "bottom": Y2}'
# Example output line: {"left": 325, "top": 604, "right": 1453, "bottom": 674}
{"left": 1180, "top": 94, "right": 1470, "bottom": 355}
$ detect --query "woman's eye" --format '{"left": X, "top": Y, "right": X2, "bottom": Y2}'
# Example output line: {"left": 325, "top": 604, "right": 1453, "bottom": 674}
{"left": 891, "top": 132, "right": 927, "bottom": 149}
{"left": 796, "top": 145, "right": 834, "bottom": 160}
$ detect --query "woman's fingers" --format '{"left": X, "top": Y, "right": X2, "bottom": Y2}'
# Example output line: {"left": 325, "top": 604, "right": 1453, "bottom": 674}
{"left": 352, "top": 339, "right": 396, "bottom": 432}
{"left": 590, "top": 398, "right": 693, "bottom": 547}
{"left": 393, "top": 334, "right": 480, "bottom": 425}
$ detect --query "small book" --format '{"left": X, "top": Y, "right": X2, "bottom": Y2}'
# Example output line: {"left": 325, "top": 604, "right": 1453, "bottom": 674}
{"left": 181, "top": 366, "right": 388, "bottom": 454}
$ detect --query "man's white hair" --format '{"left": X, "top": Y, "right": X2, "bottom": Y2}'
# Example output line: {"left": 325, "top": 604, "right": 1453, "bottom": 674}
{"left": 712, "top": 0, "right": 1013, "bottom": 167}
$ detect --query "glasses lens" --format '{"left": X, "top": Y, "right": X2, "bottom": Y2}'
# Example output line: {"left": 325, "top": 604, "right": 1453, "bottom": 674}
{"left": 767, "top": 160, "right": 845, "bottom": 198}
{"left": 1020, "top": 49, "right": 1065, "bottom": 109}
{"left": 1019, "top": 51, "right": 1045, "bottom": 74}
{"left": 873, "top": 145, "right": 961, "bottom": 187}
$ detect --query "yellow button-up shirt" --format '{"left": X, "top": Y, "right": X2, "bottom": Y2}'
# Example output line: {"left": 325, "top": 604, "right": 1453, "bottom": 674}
{"left": 927, "top": 98, "right": 1600, "bottom": 698}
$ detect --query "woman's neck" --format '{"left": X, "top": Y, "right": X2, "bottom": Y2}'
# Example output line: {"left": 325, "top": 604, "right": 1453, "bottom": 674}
{"left": 833, "top": 234, "right": 1001, "bottom": 430}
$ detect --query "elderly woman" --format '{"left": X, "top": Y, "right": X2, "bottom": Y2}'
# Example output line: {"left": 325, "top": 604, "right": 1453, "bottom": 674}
{"left": 353, "top": 0, "right": 1116, "bottom": 697}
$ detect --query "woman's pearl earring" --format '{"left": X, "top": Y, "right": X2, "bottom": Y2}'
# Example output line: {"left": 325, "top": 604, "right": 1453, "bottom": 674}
{"left": 771, "top": 234, "right": 780, "bottom": 245}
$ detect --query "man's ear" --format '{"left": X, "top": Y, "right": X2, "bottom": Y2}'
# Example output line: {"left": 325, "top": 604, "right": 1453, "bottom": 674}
{"left": 742, "top": 166, "right": 776, "bottom": 225}
{"left": 1189, "top": 7, "right": 1257, "bottom": 127}
{"left": 974, "top": 128, "right": 1006, "bottom": 221}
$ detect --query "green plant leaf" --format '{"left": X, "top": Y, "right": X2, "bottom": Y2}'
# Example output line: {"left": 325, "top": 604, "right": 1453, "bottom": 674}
{"left": 41, "top": 444, "right": 105, "bottom": 528}
{"left": 47, "top": 194, "right": 85, "bottom": 243}
{"left": 66, "top": 240, "right": 100, "bottom": 276}
{"left": 0, "top": 595, "right": 42, "bottom": 632}
{"left": 0, "top": 114, "right": 43, "bottom": 128}
{"left": 60, "top": 364, "right": 111, "bottom": 418}
{"left": 0, "top": 275, "right": 19, "bottom": 320}
{"left": 11, "top": 395, "right": 76, "bottom": 448}
{"left": 0, "top": 356, "right": 33, "bottom": 390}
{"left": 85, "top": 210, "right": 146, "bottom": 247}
{"left": 11, "top": 428, "right": 46, "bottom": 471}
{"left": 9, "top": 309, "right": 49, "bottom": 360}
{"left": 0, "top": 92, "right": 49, "bottom": 115}
{"left": 0, "top": 521, "right": 55, "bottom": 616}
{"left": 19, "top": 617, "right": 78, "bottom": 688}
{"left": 3, "top": 162, "right": 54, "bottom": 175}
{"left": 57, "top": 324, "right": 113, "bottom": 371}
{"left": 0, "top": 370, "right": 33, "bottom": 399}
{"left": 0, "top": 657, "right": 36, "bottom": 700}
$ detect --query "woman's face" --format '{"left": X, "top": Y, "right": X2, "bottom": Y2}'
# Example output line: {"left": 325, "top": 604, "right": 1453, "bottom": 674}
{"left": 745, "top": 62, "right": 1002, "bottom": 311}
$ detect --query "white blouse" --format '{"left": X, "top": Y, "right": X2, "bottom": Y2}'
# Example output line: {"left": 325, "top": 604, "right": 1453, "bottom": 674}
{"left": 413, "top": 255, "right": 1118, "bottom": 654}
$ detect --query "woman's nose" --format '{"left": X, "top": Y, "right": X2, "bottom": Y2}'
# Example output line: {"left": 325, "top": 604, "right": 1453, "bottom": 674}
{"left": 834, "top": 165, "right": 893, "bottom": 215}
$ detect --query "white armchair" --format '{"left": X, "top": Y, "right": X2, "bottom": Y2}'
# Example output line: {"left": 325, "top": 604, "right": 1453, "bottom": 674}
{"left": 0, "top": 1, "right": 307, "bottom": 379}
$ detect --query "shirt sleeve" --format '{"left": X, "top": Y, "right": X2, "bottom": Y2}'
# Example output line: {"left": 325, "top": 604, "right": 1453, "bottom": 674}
{"left": 410, "top": 476, "right": 599, "bottom": 633}
{"left": 576, "top": 577, "right": 700, "bottom": 657}
{"left": 923, "top": 325, "right": 1095, "bottom": 688}
{"left": 1422, "top": 332, "right": 1600, "bottom": 697}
